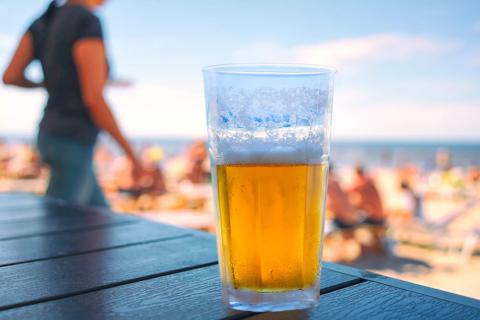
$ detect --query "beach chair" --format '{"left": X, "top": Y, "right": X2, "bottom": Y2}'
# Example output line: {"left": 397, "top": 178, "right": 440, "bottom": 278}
{"left": 390, "top": 200, "right": 479, "bottom": 262}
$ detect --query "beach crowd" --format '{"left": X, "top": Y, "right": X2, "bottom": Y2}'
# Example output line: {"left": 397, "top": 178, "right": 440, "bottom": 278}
{"left": 2, "top": 138, "right": 480, "bottom": 262}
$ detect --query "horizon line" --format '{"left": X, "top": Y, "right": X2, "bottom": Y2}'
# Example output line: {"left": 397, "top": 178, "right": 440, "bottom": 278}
{"left": 1, "top": 132, "right": 480, "bottom": 145}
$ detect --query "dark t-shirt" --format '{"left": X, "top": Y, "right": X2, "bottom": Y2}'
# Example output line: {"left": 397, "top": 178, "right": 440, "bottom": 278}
{"left": 28, "top": 5, "right": 104, "bottom": 143}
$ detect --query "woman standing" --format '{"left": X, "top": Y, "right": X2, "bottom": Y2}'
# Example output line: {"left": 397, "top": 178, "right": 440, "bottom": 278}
{"left": 2, "top": 0, "right": 142, "bottom": 207}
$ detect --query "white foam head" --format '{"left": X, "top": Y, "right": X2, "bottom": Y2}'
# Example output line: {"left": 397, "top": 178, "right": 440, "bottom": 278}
{"left": 210, "top": 127, "right": 328, "bottom": 165}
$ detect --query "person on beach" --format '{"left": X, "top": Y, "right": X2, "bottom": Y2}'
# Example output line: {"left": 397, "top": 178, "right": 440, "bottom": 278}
{"left": 184, "top": 140, "right": 210, "bottom": 184}
{"left": 2, "top": 0, "right": 142, "bottom": 207}
{"left": 140, "top": 147, "right": 167, "bottom": 195}
{"left": 400, "top": 180, "right": 424, "bottom": 221}
{"left": 327, "top": 165, "right": 359, "bottom": 229}
{"left": 350, "top": 166, "right": 386, "bottom": 225}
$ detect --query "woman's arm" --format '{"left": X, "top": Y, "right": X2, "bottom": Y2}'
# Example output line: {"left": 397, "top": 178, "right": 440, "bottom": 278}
{"left": 73, "top": 38, "right": 142, "bottom": 177}
{"left": 2, "top": 33, "right": 43, "bottom": 88}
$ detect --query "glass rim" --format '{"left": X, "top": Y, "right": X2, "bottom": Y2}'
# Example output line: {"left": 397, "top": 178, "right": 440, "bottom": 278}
{"left": 202, "top": 63, "right": 336, "bottom": 76}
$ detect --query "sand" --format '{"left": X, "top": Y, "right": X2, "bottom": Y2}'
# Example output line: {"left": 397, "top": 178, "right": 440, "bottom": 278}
{"left": 346, "top": 244, "right": 480, "bottom": 300}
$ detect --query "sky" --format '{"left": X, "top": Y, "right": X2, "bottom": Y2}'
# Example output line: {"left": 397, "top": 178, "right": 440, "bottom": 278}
{"left": 1, "top": 0, "right": 479, "bottom": 140}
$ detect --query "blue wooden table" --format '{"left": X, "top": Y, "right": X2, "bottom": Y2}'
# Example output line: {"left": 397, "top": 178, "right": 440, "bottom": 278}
{"left": 0, "top": 192, "right": 479, "bottom": 319}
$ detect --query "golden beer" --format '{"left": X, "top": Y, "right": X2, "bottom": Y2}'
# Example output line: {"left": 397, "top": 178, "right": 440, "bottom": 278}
{"left": 216, "top": 163, "right": 327, "bottom": 292}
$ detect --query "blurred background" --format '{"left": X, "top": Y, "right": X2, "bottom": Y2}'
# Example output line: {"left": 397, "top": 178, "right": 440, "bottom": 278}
{"left": 1, "top": 0, "right": 479, "bottom": 299}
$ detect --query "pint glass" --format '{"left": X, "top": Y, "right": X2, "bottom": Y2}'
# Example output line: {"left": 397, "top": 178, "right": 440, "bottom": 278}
{"left": 202, "top": 64, "right": 335, "bottom": 312}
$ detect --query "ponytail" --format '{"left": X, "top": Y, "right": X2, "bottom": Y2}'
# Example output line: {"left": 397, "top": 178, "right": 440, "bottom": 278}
{"left": 43, "top": 0, "right": 58, "bottom": 24}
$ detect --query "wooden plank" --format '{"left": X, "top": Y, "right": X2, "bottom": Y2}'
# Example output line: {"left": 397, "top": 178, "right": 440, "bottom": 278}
{"left": 0, "top": 236, "right": 218, "bottom": 311}
{"left": 0, "top": 212, "right": 134, "bottom": 241}
{"left": 0, "top": 201, "right": 130, "bottom": 223}
{"left": 319, "top": 263, "right": 363, "bottom": 294}
{"left": 249, "top": 281, "right": 480, "bottom": 320}
{"left": 0, "top": 195, "right": 60, "bottom": 210}
{"left": 0, "top": 198, "right": 50, "bottom": 209}
{"left": 0, "top": 221, "right": 192, "bottom": 267}
{"left": 0, "top": 193, "right": 101, "bottom": 214}
{"left": 0, "top": 192, "right": 51, "bottom": 204}
{"left": 0, "top": 264, "right": 359, "bottom": 319}
{"left": 0, "top": 192, "right": 39, "bottom": 200}
{"left": 0, "top": 202, "right": 87, "bottom": 222}
{"left": 0, "top": 207, "right": 55, "bottom": 221}
{"left": 325, "top": 262, "right": 480, "bottom": 310}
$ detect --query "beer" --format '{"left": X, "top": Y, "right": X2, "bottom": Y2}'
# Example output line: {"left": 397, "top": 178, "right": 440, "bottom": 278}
{"left": 216, "top": 163, "right": 327, "bottom": 292}
{"left": 204, "top": 63, "right": 335, "bottom": 310}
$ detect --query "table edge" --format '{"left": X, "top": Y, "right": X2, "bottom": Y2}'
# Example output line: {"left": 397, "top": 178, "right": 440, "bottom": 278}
{"left": 324, "top": 262, "right": 480, "bottom": 310}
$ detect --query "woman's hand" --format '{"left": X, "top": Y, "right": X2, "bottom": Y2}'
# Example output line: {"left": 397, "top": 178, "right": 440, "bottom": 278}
{"left": 74, "top": 38, "right": 142, "bottom": 181}
{"left": 129, "top": 156, "right": 146, "bottom": 187}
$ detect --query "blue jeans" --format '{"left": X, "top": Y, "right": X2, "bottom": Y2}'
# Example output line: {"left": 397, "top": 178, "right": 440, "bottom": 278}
{"left": 37, "top": 133, "right": 109, "bottom": 208}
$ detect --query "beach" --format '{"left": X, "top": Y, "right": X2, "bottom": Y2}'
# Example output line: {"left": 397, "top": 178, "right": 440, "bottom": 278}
{"left": 1, "top": 136, "right": 479, "bottom": 299}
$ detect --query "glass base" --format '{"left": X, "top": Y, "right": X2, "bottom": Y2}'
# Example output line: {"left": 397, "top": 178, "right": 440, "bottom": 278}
{"left": 224, "top": 285, "right": 319, "bottom": 312}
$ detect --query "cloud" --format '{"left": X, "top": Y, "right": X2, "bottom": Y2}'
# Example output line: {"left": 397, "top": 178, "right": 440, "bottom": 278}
{"left": 106, "top": 81, "right": 206, "bottom": 138}
{"left": 2, "top": 82, "right": 479, "bottom": 141}
{"left": 295, "top": 33, "right": 447, "bottom": 67}
{"left": 471, "top": 56, "right": 480, "bottom": 67}
{"left": 464, "top": 46, "right": 480, "bottom": 68}
{"left": 233, "top": 42, "right": 294, "bottom": 62}
{"left": 0, "top": 34, "right": 17, "bottom": 69}
{"left": 0, "top": 86, "right": 46, "bottom": 135}
{"left": 234, "top": 33, "right": 448, "bottom": 68}
{"left": 473, "top": 21, "right": 480, "bottom": 33}
{"left": 332, "top": 102, "right": 480, "bottom": 140}
{"left": 0, "top": 34, "right": 16, "bottom": 51}
{"left": 0, "top": 81, "right": 207, "bottom": 138}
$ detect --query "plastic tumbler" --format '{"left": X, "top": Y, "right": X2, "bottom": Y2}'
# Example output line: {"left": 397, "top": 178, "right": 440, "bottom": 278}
{"left": 203, "top": 64, "right": 335, "bottom": 312}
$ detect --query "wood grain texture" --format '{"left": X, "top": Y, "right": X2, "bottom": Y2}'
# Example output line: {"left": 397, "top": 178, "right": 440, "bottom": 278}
{"left": 0, "top": 193, "right": 58, "bottom": 209}
{"left": 0, "top": 192, "right": 38, "bottom": 199}
{"left": 0, "top": 221, "right": 191, "bottom": 267}
{"left": 0, "top": 198, "right": 59, "bottom": 211}
{"left": 2, "top": 193, "right": 475, "bottom": 319}
{"left": 249, "top": 281, "right": 480, "bottom": 320}
{"left": 325, "top": 262, "right": 480, "bottom": 310}
{"left": 0, "top": 236, "right": 218, "bottom": 311}
{"left": 0, "top": 193, "right": 39, "bottom": 201}
{"left": 0, "top": 264, "right": 359, "bottom": 320}
{"left": 0, "top": 206, "right": 56, "bottom": 222}
{"left": 0, "top": 211, "right": 134, "bottom": 241}
{"left": 0, "top": 201, "right": 93, "bottom": 222}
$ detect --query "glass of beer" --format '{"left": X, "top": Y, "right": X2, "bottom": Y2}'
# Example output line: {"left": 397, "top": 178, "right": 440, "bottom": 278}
{"left": 202, "top": 64, "right": 335, "bottom": 312}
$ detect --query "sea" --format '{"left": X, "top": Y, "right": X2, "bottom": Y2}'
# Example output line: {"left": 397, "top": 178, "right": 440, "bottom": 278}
{"left": 96, "top": 137, "right": 480, "bottom": 171}
{"left": 2, "top": 134, "right": 479, "bottom": 171}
